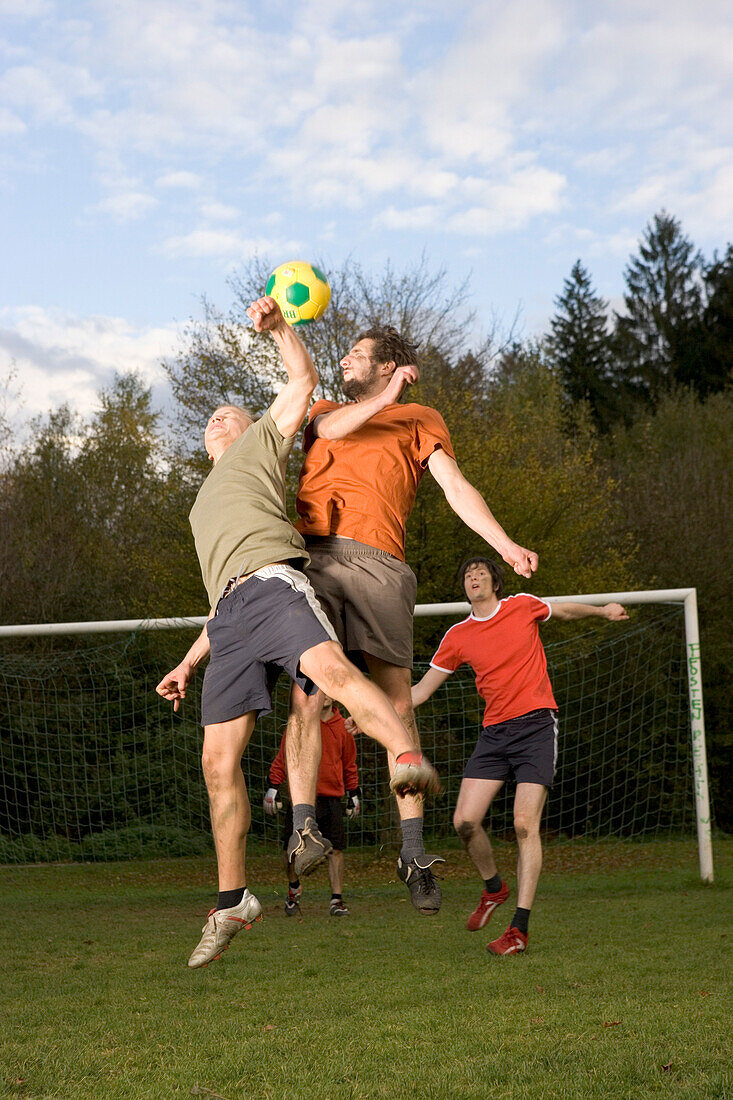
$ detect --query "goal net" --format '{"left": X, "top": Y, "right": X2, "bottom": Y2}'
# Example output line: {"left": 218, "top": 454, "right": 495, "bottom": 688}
{"left": 0, "top": 599, "right": 709, "bottom": 869}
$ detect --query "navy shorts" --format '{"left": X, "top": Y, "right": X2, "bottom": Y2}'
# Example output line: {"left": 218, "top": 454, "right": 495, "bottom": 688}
{"left": 283, "top": 796, "right": 346, "bottom": 852}
{"left": 464, "top": 708, "right": 559, "bottom": 788}
{"left": 200, "top": 564, "right": 338, "bottom": 727}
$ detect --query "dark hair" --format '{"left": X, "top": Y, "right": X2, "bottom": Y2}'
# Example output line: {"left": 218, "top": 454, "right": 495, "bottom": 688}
{"left": 459, "top": 557, "right": 504, "bottom": 600}
{"left": 355, "top": 326, "right": 420, "bottom": 370}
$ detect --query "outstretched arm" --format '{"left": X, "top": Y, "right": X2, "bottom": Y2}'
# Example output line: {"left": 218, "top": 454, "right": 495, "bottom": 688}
{"left": 247, "top": 296, "right": 318, "bottom": 438}
{"left": 155, "top": 614, "right": 213, "bottom": 712}
{"left": 312, "top": 365, "right": 419, "bottom": 439}
{"left": 550, "top": 602, "right": 628, "bottom": 622}
{"left": 427, "top": 449, "right": 538, "bottom": 579}
{"left": 411, "top": 666, "right": 451, "bottom": 709}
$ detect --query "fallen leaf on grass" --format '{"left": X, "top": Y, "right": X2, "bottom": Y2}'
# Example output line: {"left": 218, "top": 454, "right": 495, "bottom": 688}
{"left": 530, "top": 1017, "right": 545, "bottom": 1025}
{"left": 602, "top": 1021, "right": 622, "bottom": 1027}
{"left": 534, "top": 985, "right": 544, "bottom": 993}
{"left": 696, "top": 990, "right": 712, "bottom": 996}
{"left": 262, "top": 1024, "right": 274, "bottom": 1031}
{"left": 190, "top": 1088, "right": 232, "bottom": 1099}
{"left": 661, "top": 1063, "right": 673, "bottom": 1073}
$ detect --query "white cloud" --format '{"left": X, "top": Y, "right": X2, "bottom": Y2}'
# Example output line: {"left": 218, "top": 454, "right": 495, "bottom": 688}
{"left": 0, "top": 306, "right": 176, "bottom": 421}
{"left": 97, "top": 191, "right": 158, "bottom": 220}
{"left": 159, "top": 229, "right": 296, "bottom": 261}
{"left": 155, "top": 171, "right": 202, "bottom": 189}
{"left": 199, "top": 201, "right": 239, "bottom": 222}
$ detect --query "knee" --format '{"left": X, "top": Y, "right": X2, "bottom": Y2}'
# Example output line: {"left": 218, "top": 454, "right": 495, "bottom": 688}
{"left": 201, "top": 749, "right": 233, "bottom": 790}
{"left": 513, "top": 814, "right": 539, "bottom": 841}
{"left": 454, "top": 817, "right": 477, "bottom": 844}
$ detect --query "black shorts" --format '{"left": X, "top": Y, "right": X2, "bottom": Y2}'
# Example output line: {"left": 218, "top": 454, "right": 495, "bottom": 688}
{"left": 282, "top": 796, "right": 346, "bottom": 852}
{"left": 200, "top": 564, "right": 337, "bottom": 727}
{"left": 464, "top": 708, "right": 559, "bottom": 788}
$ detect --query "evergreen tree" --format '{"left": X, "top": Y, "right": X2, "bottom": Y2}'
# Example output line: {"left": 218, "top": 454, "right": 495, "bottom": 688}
{"left": 547, "top": 260, "right": 618, "bottom": 430}
{"left": 613, "top": 211, "right": 704, "bottom": 403}
{"left": 702, "top": 245, "right": 733, "bottom": 394}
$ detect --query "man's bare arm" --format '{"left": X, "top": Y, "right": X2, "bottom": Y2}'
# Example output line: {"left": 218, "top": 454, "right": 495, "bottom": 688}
{"left": 411, "top": 666, "right": 451, "bottom": 709}
{"left": 312, "top": 365, "right": 418, "bottom": 439}
{"left": 247, "top": 296, "right": 318, "bottom": 438}
{"left": 156, "top": 613, "right": 213, "bottom": 712}
{"left": 427, "top": 448, "right": 539, "bottom": 579}
{"left": 550, "top": 602, "right": 628, "bottom": 622}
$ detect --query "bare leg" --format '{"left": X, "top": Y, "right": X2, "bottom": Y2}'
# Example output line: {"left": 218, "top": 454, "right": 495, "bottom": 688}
{"left": 513, "top": 783, "right": 548, "bottom": 910}
{"left": 286, "top": 683, "right": 322, "bottom": 805}
{"left": 298, "top": 642, "right": 414, "bottom": 760}
{"left": 453, "top": 777, "right": 505, "bottom": 880}
{"left": 201, "top": 713, "right": 257, "bottom": 891}
{"left": 364, "top": 656, "right": 423, "bottom": 823}
{"left": 328, "top": 849, "right": 344, "bottom": 895}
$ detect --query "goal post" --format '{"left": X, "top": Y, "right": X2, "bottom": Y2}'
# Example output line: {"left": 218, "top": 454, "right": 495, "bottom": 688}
{"left": 0, "top": 588, "right": 713, "bottom": 881}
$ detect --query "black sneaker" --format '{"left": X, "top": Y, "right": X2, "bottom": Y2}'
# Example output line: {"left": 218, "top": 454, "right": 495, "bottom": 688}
{"left": 287, "top": 817, "right": 334, "bottom": 877}
{"left": 396, "top": 855, "right": 445, "bottom": 915}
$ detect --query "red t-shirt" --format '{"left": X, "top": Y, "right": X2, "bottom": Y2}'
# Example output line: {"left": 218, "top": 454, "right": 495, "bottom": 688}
{"left": 295, "top": 399, "right": 455, "bottom": 561}
{"left": 269, "top": 707, "right": 359, "bottom": 798}
{"left": 430, "top": 594, "right": 557, "bottom": 726}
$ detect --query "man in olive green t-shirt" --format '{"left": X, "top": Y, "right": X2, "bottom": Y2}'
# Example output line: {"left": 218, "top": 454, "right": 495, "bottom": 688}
{"left": 156, "top": 295, "right": 440, "bottom": 969}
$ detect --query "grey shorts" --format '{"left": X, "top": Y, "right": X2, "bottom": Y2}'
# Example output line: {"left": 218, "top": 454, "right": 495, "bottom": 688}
{"left": 200, "top": 564, "right": 338, "bottom": 727}
{"left": 464, "top": 709, "right": 559, "bottom": 788}
{"left": 304, "top": 537, "right": 417, "bottom": 669}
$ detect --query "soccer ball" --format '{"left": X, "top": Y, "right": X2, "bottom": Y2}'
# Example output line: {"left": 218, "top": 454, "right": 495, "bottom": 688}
{"left": 265, "top": 260, "right": 331, "bottom": 326}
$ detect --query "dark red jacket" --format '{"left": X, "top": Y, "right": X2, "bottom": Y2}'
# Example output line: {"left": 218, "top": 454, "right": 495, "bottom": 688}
{"left": 269, "top": 707, "right": 359, "bottom": 797}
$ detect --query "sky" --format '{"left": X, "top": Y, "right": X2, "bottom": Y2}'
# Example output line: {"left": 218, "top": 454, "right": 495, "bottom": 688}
{"left": 1, "top": 0, "right": 732, "bottom": 424}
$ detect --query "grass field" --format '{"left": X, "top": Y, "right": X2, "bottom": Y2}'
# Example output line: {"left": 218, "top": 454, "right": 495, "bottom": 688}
{"left": 1, "top": 838, "right": 731, "bottom": 1099}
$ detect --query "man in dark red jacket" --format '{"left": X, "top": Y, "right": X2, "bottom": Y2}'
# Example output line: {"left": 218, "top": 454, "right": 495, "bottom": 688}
{"left": 264, "top": 696, "right": 360, "bottom": 916}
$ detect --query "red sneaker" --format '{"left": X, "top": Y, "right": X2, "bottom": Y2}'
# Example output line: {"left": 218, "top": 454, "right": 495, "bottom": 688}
{"left": 487, "top": 926, "right": 528, "bottom": 955}
{"left": 466, "top": 881, "right": 509, "bottom": 931}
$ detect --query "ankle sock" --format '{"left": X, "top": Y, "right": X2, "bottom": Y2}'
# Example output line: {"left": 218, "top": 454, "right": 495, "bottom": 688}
{"left": 288, "top": 879, "right": 300, "bottom": 893}
{"left": 484, "top": 874, "right": 503, "bottom": 894}
{"left": 399, "top": 815, "right": 426, "bottom": 862}
{"left": 331, "top": 893, "right": 342, "bottom": 902}
{"left": 293, "top": 803, "right": 315, "bottom": 832}
{"left": 511, "top": 907, "right": 531, "bottom": 934}
{"left": 216, "top": 886, "right": 245, "bottom": 911}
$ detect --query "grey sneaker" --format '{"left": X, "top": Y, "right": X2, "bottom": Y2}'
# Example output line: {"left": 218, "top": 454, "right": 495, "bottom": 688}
{"left": 390, "top": 753, "right": 441, "bottom": 798}
{"left": 187, "top": 890, "right": 262, "bottom": 969}
{"left": 287, "top": 817, "right": 333, "bottom": 877}
{"left": 285, "top": 885, "right": 302, "bottom": 916}
{"left": 329, "top": 899, "right": 350, "bottom": 916}
{"left": 396, "top": 855, "right": 445, "bottom": 915}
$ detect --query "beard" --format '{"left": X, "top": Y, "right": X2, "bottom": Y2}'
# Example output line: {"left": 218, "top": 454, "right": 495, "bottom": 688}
{"left": 341, "top": 364, "right": 380, "bottom": 400}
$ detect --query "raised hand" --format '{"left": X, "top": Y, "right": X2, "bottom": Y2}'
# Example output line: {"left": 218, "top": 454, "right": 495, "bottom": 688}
{"left": 603, "top": 603, "right": 629, "bottom": 621}
{"left": 502, "top": 542, "right": 539, "bottom": 579}
{"left": 246, "top": 295, "right": 286, "bottom": 333}
{"left": 384, "top": 364, "right": 419, "bottom": 404}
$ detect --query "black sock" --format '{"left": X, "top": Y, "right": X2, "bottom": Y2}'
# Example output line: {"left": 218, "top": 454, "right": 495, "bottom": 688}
{"left": 484, "top": 873, "right": 502, "bottom": 894}
{"left": 289, "top": 879, "right": 300, "bottom": 892}
{"left": 216, "top": 886, "right": 245, "bottom": 911}
{"left": 331, "top": 893, "right": 342, "bottom": 902}
{"left": 511, "top": 907, "right": 531, "bottom": 934}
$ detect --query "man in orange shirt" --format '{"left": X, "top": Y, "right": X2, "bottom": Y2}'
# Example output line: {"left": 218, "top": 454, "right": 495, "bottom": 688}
{"left": 412, "top": 556, "right": 627, "bottom": 953}
{"left": 265, "top": 695, "right": 360, "bottom": 917}
{"left": 285, "top": 326, "right": 538, "bottom": 915}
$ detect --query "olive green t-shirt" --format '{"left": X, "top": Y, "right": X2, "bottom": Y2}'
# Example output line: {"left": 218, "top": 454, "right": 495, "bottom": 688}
{"left": 189, "top": 408, "right": 308, "bottom": 608}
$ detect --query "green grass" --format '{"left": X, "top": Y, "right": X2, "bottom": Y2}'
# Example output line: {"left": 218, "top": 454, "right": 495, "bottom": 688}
{"left": 1, "top": 839, "right": 731, "bottom": 1099}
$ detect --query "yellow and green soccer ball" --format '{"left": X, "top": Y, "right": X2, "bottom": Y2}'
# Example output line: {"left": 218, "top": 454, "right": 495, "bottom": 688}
{"left": 265, "top": 260, "right": 331, "bottom": 326}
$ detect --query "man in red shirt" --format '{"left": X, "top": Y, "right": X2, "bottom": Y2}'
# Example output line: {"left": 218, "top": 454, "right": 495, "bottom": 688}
{"left": 264, "top": 695, "right": 360, "bottom": 916}
{"left": 412, "top": 556, "right": 628, "bottom": 954}
{"left": 286, "top": 327, "right": 538, "bottom": 916}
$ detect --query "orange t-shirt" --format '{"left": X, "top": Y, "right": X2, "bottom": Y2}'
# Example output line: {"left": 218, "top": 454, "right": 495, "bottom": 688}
{"left": 431, "top": 594, "right": 557, "bottom": 726}
{"left": 295, "top": 399, "right": 455, "bottom": 560}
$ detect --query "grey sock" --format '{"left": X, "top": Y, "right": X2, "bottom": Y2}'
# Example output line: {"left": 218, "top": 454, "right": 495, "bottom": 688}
{"left": 293, "top": 803, "right": 315, "bottom": 832}
{"left": 400, "top": 816, "right": 426, "bottom": 862}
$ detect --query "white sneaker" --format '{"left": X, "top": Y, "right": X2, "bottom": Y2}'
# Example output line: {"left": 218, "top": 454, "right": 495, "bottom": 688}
{"left": 187, "top": 890, "right": 262, "bottom": 969}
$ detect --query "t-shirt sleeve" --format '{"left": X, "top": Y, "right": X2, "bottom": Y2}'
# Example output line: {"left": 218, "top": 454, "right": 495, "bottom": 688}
{"left": 254, "top": 407, "right": 296, "bottom": 460}
{"left": 269, "top": 732, "right": 288, "bottom": 787}
{"left": 522, "top": 594, "right": 552, "bottom": 622}
{"left": 416, "top": 406, "right": 456, "bottom": 468}
{"left": 303, "top": 399, "right": 339, "bottom": 453}
{"left": 430, "top": 626, "right": 464, "bottom": 673}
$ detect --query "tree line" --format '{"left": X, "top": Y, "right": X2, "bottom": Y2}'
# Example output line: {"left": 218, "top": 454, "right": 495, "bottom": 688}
{"left": 0, "top": 210, "right": 730, "bottom": 832}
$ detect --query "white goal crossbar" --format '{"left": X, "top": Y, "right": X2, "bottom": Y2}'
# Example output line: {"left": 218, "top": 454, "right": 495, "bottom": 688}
{"left": 0, "top": 587, "right": 713, "bottom": 882}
